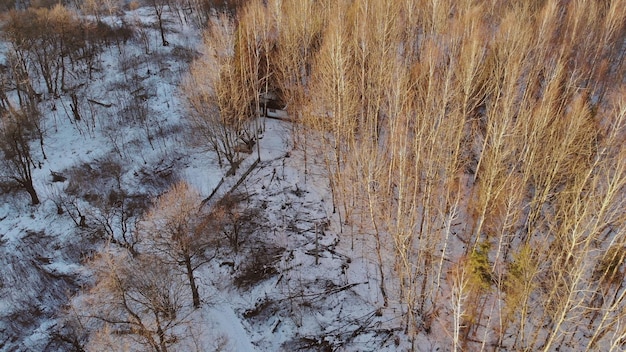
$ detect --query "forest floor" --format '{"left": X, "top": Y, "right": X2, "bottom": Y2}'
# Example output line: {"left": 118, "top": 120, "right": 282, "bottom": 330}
{"left": 0, "top": 5, "right": 441, "bottom": 351}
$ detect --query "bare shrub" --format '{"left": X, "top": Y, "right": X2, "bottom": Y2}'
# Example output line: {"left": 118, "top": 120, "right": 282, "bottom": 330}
{"left": 213, "top": 192, "right": 262, "bottom": 254}
{"left": 234, "top": 245, "right": 283, "bottom": 289}
{"left": 64, "top": 157, "right": 123, "bottom": 204}
{"left": 90, "top": 191, "right": 149, "bottom": 255}
{"left": 171, "top": 45, "right": 201, "bottom": 64}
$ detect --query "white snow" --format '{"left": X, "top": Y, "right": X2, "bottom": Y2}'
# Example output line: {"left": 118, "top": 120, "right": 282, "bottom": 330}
{"left": 0, "top": 5, "right": 440, "bottom": 352}
{"left": 207, "top": 303, "right": 258, "bottom": 352}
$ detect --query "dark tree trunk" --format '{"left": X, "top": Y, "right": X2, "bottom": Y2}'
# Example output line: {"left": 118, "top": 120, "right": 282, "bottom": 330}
{"left": 184, "top": 253, "right": 200, "bottom": 308}
{"left": 70, "top": 93, "right": 81, "bottom": 121}
{"left": 154, "top": 314, "right": 168, "bottom": 352}
{"left": 158, "top": 19, "right": 169, "bottom": 47}
{"left": 24, "top": 181, "right": 39, "bottom": 205}
{"left": 154, "top": 6, "right": 169, "bottom": 47}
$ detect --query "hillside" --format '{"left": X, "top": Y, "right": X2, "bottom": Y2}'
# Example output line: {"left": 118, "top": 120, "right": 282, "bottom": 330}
{"left": 1, "top": 1, "right": 626, "bottom": 351}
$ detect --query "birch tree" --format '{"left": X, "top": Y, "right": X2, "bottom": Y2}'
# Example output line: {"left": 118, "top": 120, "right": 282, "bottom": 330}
{"left": 183, "top": 13, "right": 254, "bottom": 169}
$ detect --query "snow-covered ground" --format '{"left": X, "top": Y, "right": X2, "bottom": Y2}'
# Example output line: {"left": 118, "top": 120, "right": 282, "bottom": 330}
{"left": 0, "top": 5, "right": 425, "bottom": 352}
{"left": 167, "top": 116, "right": 429, "bottom": 351}
{"left": 0, "top": 6, "right": 210, "bottom": 351}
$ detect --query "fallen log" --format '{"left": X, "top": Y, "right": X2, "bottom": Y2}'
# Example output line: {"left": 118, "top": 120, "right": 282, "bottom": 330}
{"left": 87, "top": 99, "right": 112, "bottom": 108}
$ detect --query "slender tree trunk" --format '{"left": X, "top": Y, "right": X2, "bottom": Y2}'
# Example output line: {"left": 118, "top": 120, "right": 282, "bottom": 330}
{"left": 156, "top": 10, "right": 169, "bottom": 46}
{"left": 155, "top": 313, "right": 169, "bottom": 352}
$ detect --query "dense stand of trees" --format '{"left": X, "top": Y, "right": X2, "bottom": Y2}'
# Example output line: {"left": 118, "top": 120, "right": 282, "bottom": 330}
{"left": 0, "top": 1, "right": 256, "bottom": 350}
{"left": 0, "top": 0, "right": 624, "bottom": 350}
{"left": 184, "top": 0, "right": 626, "bottom": 349}
{"left": 3, "top": 4, "right": 95, "bottom": 96}
{"left": 0, "top": 0, "right": 217, "bottom": 203}
{"left": 0, "top": 3, "right": 128, "bottom": 203}
{"left": 183, "top": 13, "right": 258, "bottom": 169}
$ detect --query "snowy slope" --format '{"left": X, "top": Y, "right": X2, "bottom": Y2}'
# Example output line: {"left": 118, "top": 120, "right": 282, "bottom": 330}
{"left": 0, "top": 6, "right": 213, "bottom": 351}
{"left": 1, "top": 5, "right": 441, "bottom": 352}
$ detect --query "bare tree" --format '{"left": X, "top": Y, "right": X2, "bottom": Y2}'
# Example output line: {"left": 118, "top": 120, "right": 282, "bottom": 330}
{"left": 81, "top": 0, "right": 124, "bottom": 20}
{"left": 91, "top": 191, "right": 142, "bottom": 256}
{"left": 0, "top": 108, "right": 40, "bottom": 205}
{"left": 148, "top": 0, "right": 170, "bottom": 46}
{"left": 80, "top": 249, "right": 189, "bottom": 352}
{"left": 449, "top": 259, "right": 470, "bottom": 352}
{"left": 183, "top": 13, "right": 254, "bottom": 169}
{"left": 139, "top": 182, "right": 216, "bottom": 308}
{"left": 187, "top": 0, "right": 626, "bottom": 349}
{"left": 212, "top": 192, "right": 261, "bottom": 254}
{"left": 3, "top": 6, "right": 76, "bottom": 96}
